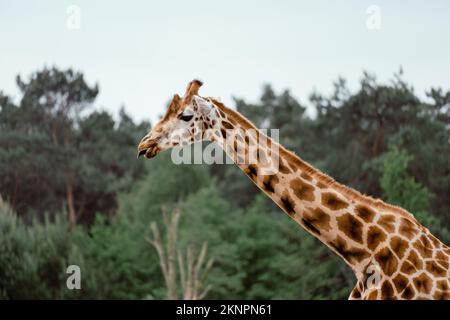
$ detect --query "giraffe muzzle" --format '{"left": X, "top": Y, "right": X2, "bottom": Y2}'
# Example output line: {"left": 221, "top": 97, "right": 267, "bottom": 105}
{"left": 137, "top": 138, "right": 160, "bottom": 159}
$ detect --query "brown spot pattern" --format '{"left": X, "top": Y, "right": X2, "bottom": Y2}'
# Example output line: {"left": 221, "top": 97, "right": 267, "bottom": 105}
{"left": 302, "top": 218, "right": 321, "bottom": 236}
{"left": 400, "top": 261, "right": 417, "bottom": 275}
{"left": 436, "top": 251, "right": 449, "bottom": 269}
{"left": 336, "top": 214, "right": 364, "bottom": 244}
{"left": 303, "top": 208, "right": 332, "bottom": 233}
{"left": 300, "top": 172, "right": 312, "bottom": 181}
{"left": 367, "top": 291, "right": 378, "bottom": 300}
{"left": 321, "top": 192, "right": 348, "bottom": 210}
{"left": 262, "top": 175, "right": 279, "bottom": 193}
{"left": 407, "top": 250, "right": 423, "bottom": 270}
{"left": 329, "top": 236, "right": 369, "bottom": 264}
{"left": 436, "top": 280, "right": 449, "bottom": 291}
{"left": 381, "top": 280, "right": 395, "bottom": 299}
{"left": 429, "top": 234, "right": 442, "bottom": 247}
{"left": 278, "top": 160, "right": 291, "bottom": 174}
{"left": 393, "top": 274, "right": 409, "bottom": 293}
{"left": 401, "top": 284, "right": 415, "bottom": 299}
{"left": 350, "top": 290, "right": 361, "bottom": 299}
{"left": 367, "top": 226, "right": 387, "bottom": 251}
{"left": 375, "top": 247, "right": 398, "bottom": 276}
{"left": 290, "top": 178, "right": 315, "bottom": 202}
{"left": 390, "top": 236, "right": 409, "bottom": 259}
{"left": 413, "top": 272, "right": 432, "bottom": 294}
{"left": 413, "top": 238, "right": 433, "bottom": 258}
{"left": 378, "top": 214, "right": 396, "bottom": 233}
{"left": 399, "top": 218, "right": 417, "bottom": 239}
{"left": 222, "top": 121, "right": 233, "bottom": 130}
{"left": 244, "top": 165, "right": 258, "bottom": 180}
{"left": 433, "top": 291, "right": 450, "bottom": 300}
{"left": 280, "top": 193, "right": 296, "bottom": 216}
{"left": 355, "top": 205, "right": 376, "bottom": 223}
{"left": 425, "top": 261, "right": 447, "bottom": 277}
{"left": 419, "top": 235, "right": 432, "bottom": 249}
{"left": 316, "top": 181, "right": 327, "bottom": 189}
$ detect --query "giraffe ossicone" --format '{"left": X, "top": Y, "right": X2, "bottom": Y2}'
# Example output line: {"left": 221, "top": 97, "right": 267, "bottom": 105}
{"left": 137, "top": 80, "right": 450, "bottom": 300}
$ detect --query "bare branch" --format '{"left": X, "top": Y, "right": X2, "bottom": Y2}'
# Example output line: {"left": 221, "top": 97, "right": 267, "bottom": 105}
{"left": 178, "top": 250, "right": 186, "bottom": 294}
{"left": 148, "top": 207, "right": 214, "bottom": 300}
{"left": 146, "top": 222, "right": 169, "bottom": 287}
{"left": 198, "top": 284, "right": 212, "bottom": 300}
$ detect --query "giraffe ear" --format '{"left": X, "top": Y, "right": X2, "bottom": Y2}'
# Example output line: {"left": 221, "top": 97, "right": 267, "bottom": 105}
{"left": 162, "top": 94, "right": 182, "bottom": 120}
{"left": 184, "top": 79, "right": 203, "bottom": 98}
{"left": 169, "top": 94, "right": 181, "bottom": 111}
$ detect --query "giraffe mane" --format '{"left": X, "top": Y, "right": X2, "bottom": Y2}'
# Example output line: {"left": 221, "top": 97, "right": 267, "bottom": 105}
{"left": 208, "top": 97, "right": 418, "bottom": 222}
{"left": 282, "top": 150, "right": 418, "bottom": 221}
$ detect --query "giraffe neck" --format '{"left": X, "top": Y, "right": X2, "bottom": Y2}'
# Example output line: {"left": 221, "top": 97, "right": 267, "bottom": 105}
{"left": 204, "top": 98, "right": 369, "bottom": 272}
{"left": 200, "top": 98, "right": 450, "bottom": 299}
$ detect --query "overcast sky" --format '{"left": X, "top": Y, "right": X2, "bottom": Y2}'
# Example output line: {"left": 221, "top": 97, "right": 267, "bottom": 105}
{"left": 1, "top": 0, "right": 449, "bottom": 123}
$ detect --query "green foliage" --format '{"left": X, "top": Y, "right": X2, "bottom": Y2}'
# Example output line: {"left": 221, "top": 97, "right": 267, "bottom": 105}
{"left": 0, "top": 199, "right": 83, "bottom": 299}
{"left": 73, "top": 214, "right": 158, "bottom": 299}
{"left": 379, "top": 146, "right": 450, "bottom": 243}
{"left": 68, "top": 153, "right": 213, "bottom": 299}
{"left": 118, "top": 151, "right": 212, "bottom": 229}
{"left": 380, "top": 147, "right": 430, "bottom": 217}
{"left": 0, "top": 67, "right": 148, "bottom": 224}
{"left": 178, "top": 190, "right": 352, "bottom": 299}
{"left": 1, "top": 67, "right": 449, "bottom": 299}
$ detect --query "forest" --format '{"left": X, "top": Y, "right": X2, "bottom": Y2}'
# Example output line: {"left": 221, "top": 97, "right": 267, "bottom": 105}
{"left": 0, "top": 66, "right": 449, "bottom": 299}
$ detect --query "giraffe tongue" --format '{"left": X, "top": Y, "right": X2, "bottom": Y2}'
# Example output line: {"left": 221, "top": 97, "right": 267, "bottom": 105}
{"left": 137, "top": 139, "right": 159, "bottom": 159}
{"left": 137, "top": 149, "right": 147, "bottom": 158}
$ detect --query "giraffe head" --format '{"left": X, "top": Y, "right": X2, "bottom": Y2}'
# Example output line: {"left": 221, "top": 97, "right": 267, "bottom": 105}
{"left": 137, "top": 80, "right": 217, "bottom": 158}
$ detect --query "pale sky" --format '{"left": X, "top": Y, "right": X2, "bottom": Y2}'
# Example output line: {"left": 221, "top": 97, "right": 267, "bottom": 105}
{"left": 0, "top": 0, "right": 449, "bottom": 124}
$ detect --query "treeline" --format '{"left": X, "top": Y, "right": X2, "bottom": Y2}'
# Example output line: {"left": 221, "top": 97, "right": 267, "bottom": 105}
{"left": 0, "top": 67, "right": 449, "bottom": 299}
{"left": 0, "top": 68, "right": 149, "bottom": 225}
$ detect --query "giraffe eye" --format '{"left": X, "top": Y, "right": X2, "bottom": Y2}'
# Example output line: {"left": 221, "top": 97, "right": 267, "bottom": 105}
{"left": 179, "top": 114, "right": 194, "bottom": 122}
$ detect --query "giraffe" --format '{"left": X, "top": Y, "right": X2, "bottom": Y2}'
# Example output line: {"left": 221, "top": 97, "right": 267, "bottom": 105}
{"left": 137, "top": 80, "right": 450, "bottom": 300}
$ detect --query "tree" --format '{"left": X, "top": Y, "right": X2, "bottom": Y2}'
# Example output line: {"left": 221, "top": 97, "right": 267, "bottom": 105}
{"left": 147, "top": 206, "right": 213, "bottom": 300}
{"left": 1, "top": 67, "right": 449, "bottom": 300}
{"left": 0, "top": 198, "right": 84, "bottom": 299}
{"left": 178, "top": 187, "right": 353, "bottom": 299}
{"left": 380, "top": 146, "right": 430, "bottom": 218}
{"left": 16, "top": 67, "right": 99, "bottom": 225}
{"left": 310, "top": 71, "right": 450, "bottom": 227}
{"left": 0, "top": 67, "right": 148, "bottom": 225}
{"left": 379, "top": 146, "right": 450, "bottom": 243}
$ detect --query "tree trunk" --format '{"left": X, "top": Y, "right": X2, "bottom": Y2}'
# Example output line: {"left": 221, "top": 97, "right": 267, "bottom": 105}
{"left": 165, "top": 207, "right": 179, "bottom": 300}
{"left": 371, "top": 118, "right": 384, "bottom": 157}
{"left": 66, "top": 175, "right": 77, "bottom": 227}
{"left": 12, "top": 171, "right": 19, "bottom": 209}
